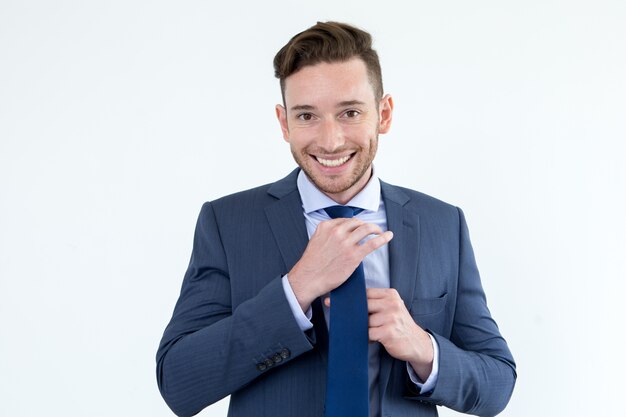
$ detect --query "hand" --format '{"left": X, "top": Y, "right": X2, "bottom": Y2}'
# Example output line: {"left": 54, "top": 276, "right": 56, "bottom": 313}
{"left": 367, "top": 288, "right": 434, "bottom": 382}
{"left": 288, "top": 218, "right": 393, "bottom": 311}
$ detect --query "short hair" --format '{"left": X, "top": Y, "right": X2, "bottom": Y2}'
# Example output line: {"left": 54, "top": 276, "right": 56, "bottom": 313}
{"left": 273, "top": 21, "right": 384, "bottom": 104}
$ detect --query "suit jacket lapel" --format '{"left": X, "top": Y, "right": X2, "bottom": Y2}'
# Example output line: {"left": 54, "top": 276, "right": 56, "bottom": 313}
{"left": 263, "top": 173, "right": 421, "bottom": 390}
{"left": 379, "top": 180, "right": 421, "bottom": 399}
{"left": 264, "top": 169, "right": 309, "bottom": 272}
{"left": 264, "top": 169, "right": 329, "bottom": 361}
{"left": 381, "top": 181, "right": 420, "bottom": 305}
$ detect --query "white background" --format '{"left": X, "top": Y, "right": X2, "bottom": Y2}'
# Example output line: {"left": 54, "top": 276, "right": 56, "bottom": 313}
{"left": 1, "top": 1, "right": 625, "bottom": 416}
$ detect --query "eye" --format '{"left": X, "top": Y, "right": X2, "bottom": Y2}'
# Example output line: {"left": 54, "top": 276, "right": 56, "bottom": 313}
{"left": 297, "top": 113, "right": 314, "bottom": 121}
{"left": 344, "top": 110, "right": 360, "bottom": 118}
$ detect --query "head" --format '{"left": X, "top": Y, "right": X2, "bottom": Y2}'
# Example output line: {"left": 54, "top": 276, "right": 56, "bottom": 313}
{"left": 273, "top": 22, "right": 393, "bottom": 204}
{"left": 274, "top": 21, "right": 384, "bottom": 106}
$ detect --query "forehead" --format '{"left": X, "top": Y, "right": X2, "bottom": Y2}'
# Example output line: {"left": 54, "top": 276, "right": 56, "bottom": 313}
{"left": 283, "top": 58, "right": 376, "bottom": 107}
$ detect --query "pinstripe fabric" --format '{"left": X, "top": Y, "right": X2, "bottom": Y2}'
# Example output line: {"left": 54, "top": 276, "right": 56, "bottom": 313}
{"left": 156, "top": 169, "right": 516, "bottom": 417}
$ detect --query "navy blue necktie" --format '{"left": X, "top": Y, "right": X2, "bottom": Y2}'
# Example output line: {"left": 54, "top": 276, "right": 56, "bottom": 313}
{"left": 323, "top": 205, "right": 369, "bottom": 417}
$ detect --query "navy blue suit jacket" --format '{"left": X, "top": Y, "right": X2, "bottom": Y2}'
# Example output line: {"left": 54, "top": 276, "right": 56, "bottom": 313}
{"left": 156, "top": 169, "right": 516, "bottom": 417}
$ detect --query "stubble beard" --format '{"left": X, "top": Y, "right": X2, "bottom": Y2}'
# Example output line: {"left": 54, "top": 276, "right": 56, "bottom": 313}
{"left": 292, "top": 135, "right": 378, "bottom": 196}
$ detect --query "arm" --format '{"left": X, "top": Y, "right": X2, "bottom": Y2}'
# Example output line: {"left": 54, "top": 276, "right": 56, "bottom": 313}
{"left": 365, "top": 206, "right": 515, "bottom": 416}
{"left": 408, "top": 207, "right": 516, "bottom": 416}
{"left": 155, "top": 202, "right": 314, "bottom": 417}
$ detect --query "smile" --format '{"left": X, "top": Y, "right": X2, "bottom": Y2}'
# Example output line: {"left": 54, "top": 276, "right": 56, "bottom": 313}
{"left": 315, "top": 154, "right": 352, "bottom": 167}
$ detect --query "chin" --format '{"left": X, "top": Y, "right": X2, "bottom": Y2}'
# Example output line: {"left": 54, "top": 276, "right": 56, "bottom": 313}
{"left": 310, "top": 170, "right": 363, "bottom": 195}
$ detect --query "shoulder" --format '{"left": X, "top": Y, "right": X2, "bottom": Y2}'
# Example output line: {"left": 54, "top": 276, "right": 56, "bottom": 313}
{"left": 380, "top": 180, "right": 466, "bottom": 238}
{"left": 381, "top": 180, "right": 459, "bottom": 216}
{"left": 199, "top": 168, "right": 299, "bottom": 219}
{"left": 210, "top": 182, "right": 274, "bottom": 209}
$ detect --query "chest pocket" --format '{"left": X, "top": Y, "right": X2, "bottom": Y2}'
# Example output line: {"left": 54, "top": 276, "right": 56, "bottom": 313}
{"left": 409, "top": 293, "right": 448, "bottom": 333}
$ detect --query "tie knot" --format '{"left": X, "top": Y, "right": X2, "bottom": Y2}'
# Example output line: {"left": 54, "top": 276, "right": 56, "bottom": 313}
{"left": 324, "top": 205, "right": 363, "bottom": 219}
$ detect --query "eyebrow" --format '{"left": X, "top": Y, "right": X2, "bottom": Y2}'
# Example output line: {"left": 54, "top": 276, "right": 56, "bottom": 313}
{"left": 337, "top": 100, "right": 366, "bottom": 107}
{"left": 290, "top": 104, "right": 315, "bottom": 112}
{"left": 289, "top": 100, "right": 367, "bottom": 112}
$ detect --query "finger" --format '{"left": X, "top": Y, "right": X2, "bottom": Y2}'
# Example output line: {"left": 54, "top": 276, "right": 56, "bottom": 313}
{"left": 313, "top": 217, "right": 360, "bottom": 236}
{"left": 320, "top": 219, "right": 387, "bottom": 249}
{"left": 369, "top": 327, "right": 379, "bottom": 342}
{"left": 367, "top": 287, "right": 399, "bottom": 299}
{"left": 368, "top": 311, "right": 387, "bottom": 328}
{"left": 367, "top": 287, "right": 391, "bottom": 299}
{"left": 369, "top": 326, "right": 387, "bottom": 343}
{"left": 318, "top": 218, "right": 371, "bottom": 245}
{"left": 321, "top": 216, "right": 378, "bottom": 232}
{"left": 348, "top": 222, "right": 385, "bottom": 244}
{"left": 357, "top": 231, "right": 393, "bottom": 257}
{"left": 324, "top": 296, "right": 331, "bottom": 308}
{"left": 367, "top": 297, "right": 388, "bottom": 314}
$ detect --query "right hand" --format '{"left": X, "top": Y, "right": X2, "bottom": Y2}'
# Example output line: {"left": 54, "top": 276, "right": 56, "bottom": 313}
{"left": 287, "top": 217, "right": 393, "bottom": 311}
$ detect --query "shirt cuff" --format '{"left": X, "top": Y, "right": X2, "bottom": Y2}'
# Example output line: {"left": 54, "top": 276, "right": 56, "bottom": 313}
{"left": 406, "top": 332, "right": 439, "bottom": 394}
{"left": 281, "top": 274, "right": 313, "bottom": 331}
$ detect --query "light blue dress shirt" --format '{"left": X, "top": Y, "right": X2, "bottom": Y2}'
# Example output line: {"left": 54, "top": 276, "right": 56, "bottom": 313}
{"left": 281, "top": 170, "right": 440, "bottom": 416}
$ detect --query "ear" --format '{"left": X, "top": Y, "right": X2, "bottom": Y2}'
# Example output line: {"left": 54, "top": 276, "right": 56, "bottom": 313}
{"left": 378, "top": 94, "right": 394, "bottom": 134}
{"left": 275, "top": 104, "right": 290, "bottom": 142}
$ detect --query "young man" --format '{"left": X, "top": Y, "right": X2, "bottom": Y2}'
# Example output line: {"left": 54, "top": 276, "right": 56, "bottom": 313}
{"left": 157, "top": 22, "right": 516, "bottom": 417}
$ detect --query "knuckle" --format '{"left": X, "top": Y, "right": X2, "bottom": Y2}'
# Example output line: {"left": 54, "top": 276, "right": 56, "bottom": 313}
{"left": 369, "top": 223, "right": 382, "bottom": 233}
{"left": 346, "top": 218, "right": 360, "bottom": 229}
{"left": 363, "top": 224, "right": 379, "bottom": 235}
{"left": 330, "top": 227, "right": 343, "bottom": 239}
{"left": 317, "top": 221, "right": 330, "bottom": 232}
{"left": 363, "top": 238, "right": 380, "bottom": 251}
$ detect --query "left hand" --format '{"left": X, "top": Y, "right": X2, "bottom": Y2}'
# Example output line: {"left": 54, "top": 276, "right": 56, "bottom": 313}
{"left": 366, "top": 288, "right": 434, "bottom": 381}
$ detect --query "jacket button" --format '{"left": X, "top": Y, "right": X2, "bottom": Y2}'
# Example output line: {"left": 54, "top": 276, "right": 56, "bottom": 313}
{"left": 256, "top": 363, "right": 267, "bottom": 372}
{"left": 272, "top": 354, "right": 282, "bottom": 364}
{"left": 264, "top": 358, "right": 274, "bottom": 368}
{"left": 280, "top": 348, "right": 291, "bottom": 359}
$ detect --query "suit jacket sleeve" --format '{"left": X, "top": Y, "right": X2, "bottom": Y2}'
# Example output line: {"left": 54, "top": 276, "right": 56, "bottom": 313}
{"left": 408, "top": 207, "right": 516, "bottom": 416}
{"left": 156, "top": 202, "right": 314, "bottom": 417}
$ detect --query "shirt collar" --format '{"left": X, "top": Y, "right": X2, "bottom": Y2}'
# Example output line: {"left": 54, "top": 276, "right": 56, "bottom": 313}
{"left": 297, "top": 168, "right": 381, "bottom": 214}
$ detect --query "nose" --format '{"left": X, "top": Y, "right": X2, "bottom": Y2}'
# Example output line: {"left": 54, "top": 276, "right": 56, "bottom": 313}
{"left": 317, "top": 118, "right": 345, "bottom": 152}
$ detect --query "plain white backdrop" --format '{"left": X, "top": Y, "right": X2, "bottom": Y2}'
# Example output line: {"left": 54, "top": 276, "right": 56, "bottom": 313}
{"left": 1, "top": 1, "right": 625, "bottom": 416}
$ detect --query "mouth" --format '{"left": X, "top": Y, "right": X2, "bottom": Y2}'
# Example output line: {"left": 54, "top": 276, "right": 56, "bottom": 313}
{"left": 314, "top": 153, "right": 353, "bottom": 167}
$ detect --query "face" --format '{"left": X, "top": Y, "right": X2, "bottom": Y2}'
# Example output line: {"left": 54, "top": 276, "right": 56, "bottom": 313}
{"left": 276, "top": 58, "right": 393, "bottom": 204}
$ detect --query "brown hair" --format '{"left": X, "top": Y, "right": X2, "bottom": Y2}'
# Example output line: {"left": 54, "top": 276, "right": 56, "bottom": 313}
{"left": 273, "top": 21, "right": 383, "bottom": 104}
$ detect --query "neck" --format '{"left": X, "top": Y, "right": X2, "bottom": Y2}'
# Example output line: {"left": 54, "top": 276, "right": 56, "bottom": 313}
{"left": 323, "top": 166, "right": 373, "bottom": 205}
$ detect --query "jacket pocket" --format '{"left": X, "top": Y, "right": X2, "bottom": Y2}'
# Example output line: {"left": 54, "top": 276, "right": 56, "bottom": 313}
{"left": 409, "top": 293, "right": 448, "bottom": 316}
{"left": 409, "top": 293, "right": 449, "bottom": 334}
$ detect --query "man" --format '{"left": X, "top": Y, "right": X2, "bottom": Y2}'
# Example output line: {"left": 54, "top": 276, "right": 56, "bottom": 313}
{"left": 157, "top": 21, "right": 516, "bottom": 417}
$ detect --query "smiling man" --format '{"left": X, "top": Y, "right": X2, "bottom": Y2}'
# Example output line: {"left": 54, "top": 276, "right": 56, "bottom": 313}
{"left": 276, "top": 58, "right": 387, "bottom": 205}
{"left": 157, "top": 22, "right": 516, "bottom": 417}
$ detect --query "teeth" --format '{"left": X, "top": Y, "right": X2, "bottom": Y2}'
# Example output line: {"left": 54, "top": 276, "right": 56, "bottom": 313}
{"left": 316, "top": 155, "right": 351, "bottom": 167}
